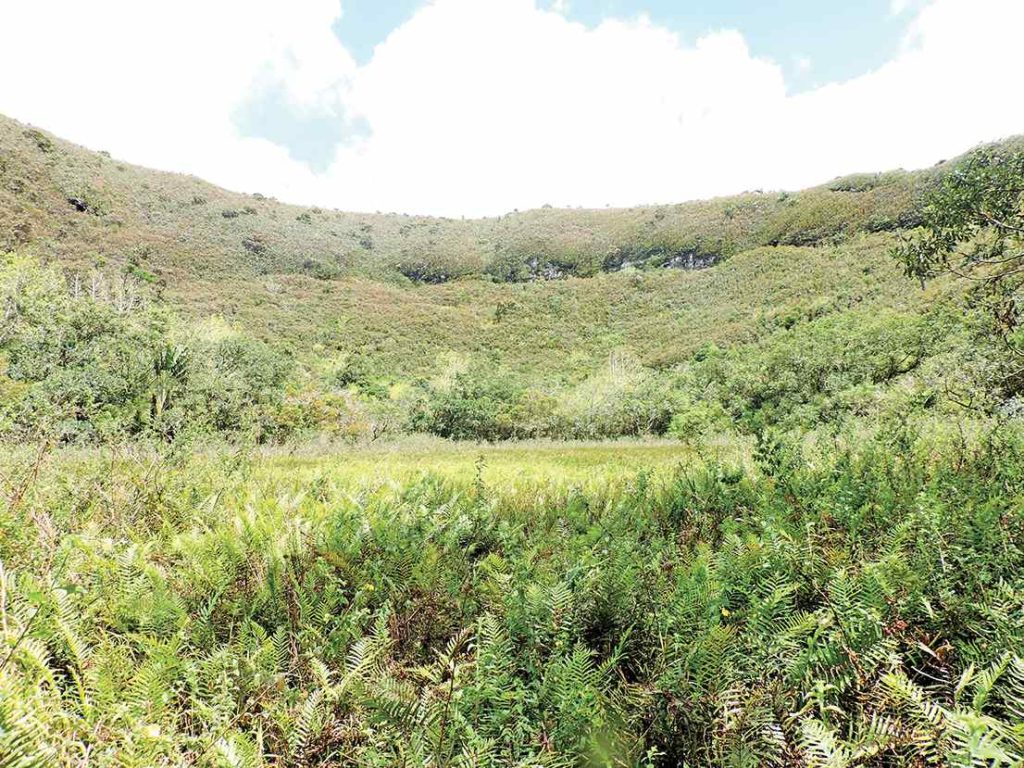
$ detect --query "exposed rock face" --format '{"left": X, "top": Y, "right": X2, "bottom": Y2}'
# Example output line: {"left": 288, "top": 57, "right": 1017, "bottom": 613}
{"left": 242, "top": 235, "right": 267, "bottom": 256}
{"left": 604, "top": 247, "right": 720, "bottom": 273}
{"left": 395, "top": 261, "right": 452, "bottom": 284}
{"left": 661, "top": 250, "right": 718, "bottom": 270}
{"left": 526, "top": 257, "right": 565, "bottom": 280}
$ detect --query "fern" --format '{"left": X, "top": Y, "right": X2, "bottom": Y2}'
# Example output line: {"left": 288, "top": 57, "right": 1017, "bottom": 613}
{"left": 0, "top": 694, "right": 51, "bottom": 768}
{"left": 288, "top": 687, "right": 326, "bottom": 760}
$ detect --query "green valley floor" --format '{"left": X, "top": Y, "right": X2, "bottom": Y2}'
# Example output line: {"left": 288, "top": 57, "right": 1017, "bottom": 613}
{"left": 2, "top": 427, "right": 1024, "bottom": 766}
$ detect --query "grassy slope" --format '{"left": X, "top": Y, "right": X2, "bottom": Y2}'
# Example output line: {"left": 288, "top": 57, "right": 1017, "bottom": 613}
{"left": 191, "top": 236, "right": 938, "bottom": 378}
{"left": 1, "top": 113, "right": 981, "bottom": 382}
{"left": 0, "top": 114, "right": 933, "bottom": 284}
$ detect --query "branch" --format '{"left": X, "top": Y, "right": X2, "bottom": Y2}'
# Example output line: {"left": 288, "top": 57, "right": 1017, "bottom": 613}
{"left": 977, "top": 210, "right": 1024, "bottom": 235}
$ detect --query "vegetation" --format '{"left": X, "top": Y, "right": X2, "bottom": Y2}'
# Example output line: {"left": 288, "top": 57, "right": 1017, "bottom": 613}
{"left": 2, "top": 113, "right": 1024, "bottom": 764}
{"left": 0, "top": 248, "right": 977, "bottom": 445}
{"left": 0, "top": 114, "right": 948, "bottom": 286}
{"left": 3, "top": 424, "right": 1024, "bottom": 766}
{"left": 894, "top": 145, "right": 1024, "bottom": 290}
{"left": 894, "top": 146, "right": 1024, "bottom": 404}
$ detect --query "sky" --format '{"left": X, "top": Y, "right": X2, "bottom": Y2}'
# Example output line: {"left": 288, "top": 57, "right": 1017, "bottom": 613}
{"left": 1, "top": 0, "right": 1022, "bottom": 217}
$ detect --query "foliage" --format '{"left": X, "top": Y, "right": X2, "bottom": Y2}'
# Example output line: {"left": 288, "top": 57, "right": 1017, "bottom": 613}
{"left": 1, "top": 423, "right": 1024, "bottom": 765}
{"left": 2, "top": 113, "right": 1024, "bottom": 767}
{"left": 0, "top": 248, "right": 1008, "bottom": 444}
{"left": 677, "top": 307, "right": 956, "bottom": 432}
{"left": 892, "top": 145, "right": 1024, "bottom": 401}
{"left": 555, "top": 350, "right": 677, "bottom": 439}
{"left": 411, "top": 366, "right": 524, "bottom": 441}
{"left": 411, "top": 353, "right": 679, "bottom": 442}
{"left": 894, "top": 145, "right": 1024, "bottom": 288}
{"left": 0, "top": 255, "right": 292, "bottom": 443}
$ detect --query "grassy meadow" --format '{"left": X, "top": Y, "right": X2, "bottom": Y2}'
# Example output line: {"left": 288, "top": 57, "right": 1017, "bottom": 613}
{"left": 264, "top": 438, "right": 697, "bottom": 487}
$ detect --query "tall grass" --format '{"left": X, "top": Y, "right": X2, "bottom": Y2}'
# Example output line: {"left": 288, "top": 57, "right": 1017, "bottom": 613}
{"left": 2, "top": 421, "right": 1023, "bottom": 766}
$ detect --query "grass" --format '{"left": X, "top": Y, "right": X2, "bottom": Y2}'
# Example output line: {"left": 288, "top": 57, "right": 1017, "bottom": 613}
{"left": 176, "top": 235, "right": 944, "bottom": 379}
{"left": 0, "top": 112, "right": 944, "bottom": 287}
{"left": 0, "top": 110, "right": 986, "bottom": 388}
{"left": 260, "top": 437, "right": 703, "bottom": 488}
{"left": 3, "top": 422, "right": 1024, "bottom": 766}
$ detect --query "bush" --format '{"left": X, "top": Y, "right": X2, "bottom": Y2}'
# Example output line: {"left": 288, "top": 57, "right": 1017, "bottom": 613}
{"left": 412, "top": 368, "right": 522, "bottom": 441}
{"left": 185, "top": 335, "right": 291, "bottom": 436}
{"left": 667, "top": 395, "right": 730, "bottom": 442}
{"left": 0, "top": 256, "right": 295, "bottom": 443}
{"left": 677, "top": 308, "right": 954, "bottom": 432}
{"left": 0, "top": 255, "right": 162, "bottom": 441}
{"left": 557, "top": 352, "right": 677, "bottom": 439}
{"left": 301, "top": 257, "right": 341, "bottom": 280}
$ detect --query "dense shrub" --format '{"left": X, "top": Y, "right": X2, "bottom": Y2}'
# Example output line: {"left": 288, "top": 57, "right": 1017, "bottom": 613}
{"left": 678, "top": 307, "right": 958, "bottom": 432}
{"left": 0, "top": 256, "right": 292, "bottom": 443}
{"left": 556, "top": 351, "right": 677, "bottom": 438}
{"left": 0, "top": 255, "right": 162, "bottom": 440}
{"left": 185, "top": 335, "right": 291, "bottom": 435}
{"left": 0, "top": 237, "right": 1010, "bottom": 445}
{"left": 3, "top": 422, "right": 1024, "bottom": 764}
{"left": 411, "top": 367, "right": 523, "bottom": 440}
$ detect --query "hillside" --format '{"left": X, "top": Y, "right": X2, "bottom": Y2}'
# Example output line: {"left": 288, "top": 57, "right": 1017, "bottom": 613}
{"left": 0, "top": 113, "right": 936, "bottom": 286}
{"left": 0, "top": 114, "right": 974, "bottom": 365}
{"left": 1, "top": 113, "right": 1019, "bottom": 443}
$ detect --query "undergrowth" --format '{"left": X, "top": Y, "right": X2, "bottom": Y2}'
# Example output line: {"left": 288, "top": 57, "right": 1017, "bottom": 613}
{"left": 1, "top": 422, "right": 1023, "bottom": 766}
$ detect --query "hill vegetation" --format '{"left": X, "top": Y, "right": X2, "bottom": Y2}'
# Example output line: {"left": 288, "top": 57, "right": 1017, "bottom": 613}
{"left": 2, "top": 113, "right": 1024, "bottom": 766}
{"left": 1, "top": 115, "right": 936, "bottom": 286}
{"left": 5, "top": 114, "right": 1019, "bottom": 445}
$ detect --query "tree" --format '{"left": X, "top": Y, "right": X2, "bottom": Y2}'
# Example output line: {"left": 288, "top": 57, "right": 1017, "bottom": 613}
{"left": 893, "top": 145, "right": 1024, "bottom": 403}
{"left": 893, "top": 146, "right": 1024, "bottom": 332}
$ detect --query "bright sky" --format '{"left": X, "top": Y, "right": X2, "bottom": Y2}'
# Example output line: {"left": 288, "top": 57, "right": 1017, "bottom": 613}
{"left": 2, "top": 0, "right": 1021, "bottom": 216}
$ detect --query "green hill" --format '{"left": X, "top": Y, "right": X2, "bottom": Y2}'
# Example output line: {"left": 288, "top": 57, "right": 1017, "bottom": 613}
{"left": 1, "top": 113, "right": 1018, "bottom": 442}
{"left": 1, "top": 113, "right": 937, "bottom": 286}
{"left": 5, "top": 116, "right": 1024, "bottom": 768}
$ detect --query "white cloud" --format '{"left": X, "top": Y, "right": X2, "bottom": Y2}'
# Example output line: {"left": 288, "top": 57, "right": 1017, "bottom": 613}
{"left": 890, "top": 0, "right": 927, "bottom": 15}
{"left": 1, "top": 0, "right": 1022, "bottom": 216}
{"left": 0, "top": 0, "right": 348, "bottom": 199}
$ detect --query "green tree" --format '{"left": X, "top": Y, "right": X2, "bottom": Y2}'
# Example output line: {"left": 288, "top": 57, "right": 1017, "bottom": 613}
{"left": 893, "top": 146, "right": 1024, "bottom": 402}
{"left": 893, "top": 146, "right": 1024, "bottom": 331}
{"left": 412, "top": 368, "right": 521, "bottom": 441}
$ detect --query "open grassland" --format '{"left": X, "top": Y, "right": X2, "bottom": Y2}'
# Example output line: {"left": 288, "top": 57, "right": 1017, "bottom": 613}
{"left": 3, "top": 113, "right": 1024, "bottom": 767}
{"left": 261, "top": 438, "right": 699, "bottom": 487}
{"left": 2, "top": 424, "right": 1024, "bottom": 766}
